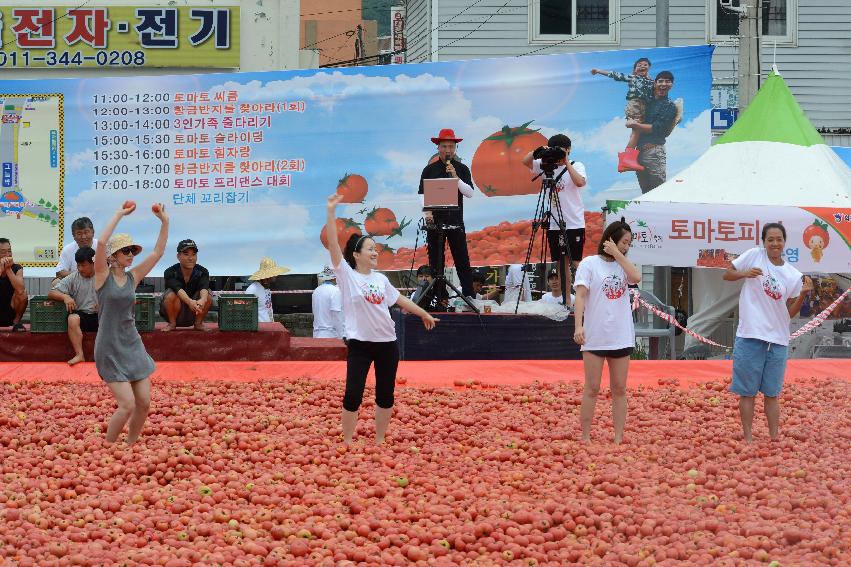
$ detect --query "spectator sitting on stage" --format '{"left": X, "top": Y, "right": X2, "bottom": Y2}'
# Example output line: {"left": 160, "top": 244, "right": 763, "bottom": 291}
{"left": 159, "top": 239, "right": 212, "bottom": 332}
{"left": 410, "top": 265, "right": 433, "bottom": 298}
{"left": 246, "top": 257, "right": 289, "bottom": 323}
{"left": 55, "top": 216, "right": 99, "bottom": 283}
{"left": 504, "top": 264, "right": 533, "bottom": 304}
{"left": 48, "top": 246, "right": 98, "bottom": 365}
{"left": 538, "top": 267, "right": 575, "bottom": 308}
{"left": 312, "top": 265, "right": 344, "bottom": 339}
{"left": 472, "top": 274, "right": 499, "bottom": 301}
{"left": 410, "top": 265, "right": 445, "bottom": 311}
{"left": 0, "top": 238, "right": 27, "bottom": 332}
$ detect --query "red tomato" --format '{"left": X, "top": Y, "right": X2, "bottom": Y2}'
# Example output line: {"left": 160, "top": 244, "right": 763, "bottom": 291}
{"left": 471, "top": 121, "right": 547, "bottom": 197}
{"left": 335, "top": 173, "right": 369, "bottom": 203}
{"left": 320, "top": 218, "right": 362, "bottom": 251}
{"left": 364, "top": 208, "right": 399, "bottom": 237}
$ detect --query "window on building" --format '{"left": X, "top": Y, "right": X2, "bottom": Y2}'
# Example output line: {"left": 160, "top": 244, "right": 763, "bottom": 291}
{"left": 530, "top": 0, "right": 618, "bottom": 44}
{"left": 710, "top": 0, "right": 796, "bottom": 45}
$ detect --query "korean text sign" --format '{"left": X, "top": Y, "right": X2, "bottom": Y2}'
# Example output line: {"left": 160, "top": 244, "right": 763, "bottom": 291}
{"left": 606, "top": 200, "right": 851, "bottom": 273}
{"left": 0, "top": 6, "right": 239, "bottom": 68}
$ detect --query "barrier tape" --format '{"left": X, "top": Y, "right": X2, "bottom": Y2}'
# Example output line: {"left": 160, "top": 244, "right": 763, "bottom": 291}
{"left": 629, "top": 286, "right": 851, "bottom": 349}
{"left": 630, "top": 289, "right": 729, "bottom": 349}
{"left": 789, "top": 286, "right": 851, "bottom": 339}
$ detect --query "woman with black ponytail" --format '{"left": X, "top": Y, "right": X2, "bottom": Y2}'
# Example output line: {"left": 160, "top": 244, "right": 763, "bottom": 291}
{"left": 326, "top": 194, "right": 438, "bottom": 444}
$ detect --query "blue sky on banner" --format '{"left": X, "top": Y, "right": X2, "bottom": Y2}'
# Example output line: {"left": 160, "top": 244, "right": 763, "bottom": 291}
{"left": 6, "top": 44, "right": 713, "bottom": 275}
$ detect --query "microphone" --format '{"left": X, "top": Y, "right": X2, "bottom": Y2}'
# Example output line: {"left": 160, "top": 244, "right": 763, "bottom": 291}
{"left": 444, "top": 154, "right": 452, "bottom": 177}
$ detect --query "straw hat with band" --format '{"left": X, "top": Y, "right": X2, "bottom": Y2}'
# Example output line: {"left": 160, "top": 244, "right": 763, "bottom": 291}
{"left": 106, "top": 233, "right": 142, "bottom": 257}
{"left": 249, "top": 257, "right": 290, "bottom": 281}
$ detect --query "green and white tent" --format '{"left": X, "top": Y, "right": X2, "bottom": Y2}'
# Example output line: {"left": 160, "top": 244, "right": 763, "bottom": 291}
{"left": 624, "top": 71, "right": 851, "bottom": 353}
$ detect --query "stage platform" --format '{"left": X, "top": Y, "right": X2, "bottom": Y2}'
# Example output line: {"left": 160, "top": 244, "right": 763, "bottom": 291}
{"left": 0, "top": 359, "right": 846, "bottom": 389}
{"left": 0, "top": 323, "right": 347, "bottom": 362}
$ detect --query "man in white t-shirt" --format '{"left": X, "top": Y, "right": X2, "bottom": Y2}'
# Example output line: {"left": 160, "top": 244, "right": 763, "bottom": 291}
{"left": 55, "top": 216, "right": 99, "bottom": 281}
{"left": 538, "top": 267, "right": 575, "bottom": 308}
{"left": 312, "top": 265, "right": 344, "bottom": 339}
{"left": 245, "top": 257, "right": 289, "bottom": 324}
{"left": 522, "top": 134, "right": 587, "bottom": 301}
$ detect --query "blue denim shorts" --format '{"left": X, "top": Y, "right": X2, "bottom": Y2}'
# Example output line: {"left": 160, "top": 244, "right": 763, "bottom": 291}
{"left": 730, "top": 337, "right": 788, "bottom": 397}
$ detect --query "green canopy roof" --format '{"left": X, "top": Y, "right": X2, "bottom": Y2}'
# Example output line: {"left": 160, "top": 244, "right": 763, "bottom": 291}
{"left": 716, "top": 71, "right": 825, "bottom": 147}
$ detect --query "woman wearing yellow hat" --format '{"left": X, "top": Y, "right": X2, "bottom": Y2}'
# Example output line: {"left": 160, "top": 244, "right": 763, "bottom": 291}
{"left": 326, "top": 193, "right": 438, "bottom": 445}
{"left": 94, "top": 201, "right": 169, "bottom": 445}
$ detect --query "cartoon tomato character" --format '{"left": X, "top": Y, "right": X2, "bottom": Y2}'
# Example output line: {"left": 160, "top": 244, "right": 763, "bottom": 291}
{"left": 471, "top": 121, "right": 548, "bottom": 197}
{"left": 320, "top": 218, "right": 362, "bottom": 251}
{"left": 762, "top": 274, "right": 783, "bottom": 300}
{"left": 335, "top": 173, "right": 369, "bottom": 203}
{"left": 602, "top": 274, "right": 626, "bottom": 300}
{"left": 803, "top": 220, "right": 829, "bottom": 262}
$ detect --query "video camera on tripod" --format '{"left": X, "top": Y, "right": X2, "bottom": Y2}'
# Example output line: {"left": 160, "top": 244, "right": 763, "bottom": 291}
{"left": 533, "top": 145, "right": 567, "bottom": 175}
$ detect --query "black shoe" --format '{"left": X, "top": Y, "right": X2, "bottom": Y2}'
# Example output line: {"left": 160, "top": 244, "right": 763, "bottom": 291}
{"left": 11, "top": 323, "right": 25, "bottom": 332}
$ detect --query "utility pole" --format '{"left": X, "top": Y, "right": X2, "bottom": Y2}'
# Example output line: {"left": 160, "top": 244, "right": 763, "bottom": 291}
{"left": 737, "top": 0, "right": 761, "bottom": 110}
{"left": 653, "top": 0, "right": 671, "bottom": 313}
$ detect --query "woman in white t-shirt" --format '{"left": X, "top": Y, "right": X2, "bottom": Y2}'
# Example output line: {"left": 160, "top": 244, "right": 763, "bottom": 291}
{"left": 573, "top": 220, "right": 641, "bottom": 444}
{"left": 723, "top": 223, "right": 813, "bottom": 443}
{"left": 326, "top": 194, "right": 438, "bottom": 444}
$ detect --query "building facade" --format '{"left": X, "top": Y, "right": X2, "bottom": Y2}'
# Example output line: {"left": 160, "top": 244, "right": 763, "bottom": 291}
{"left": 404, "top": 0, "right": 851, "bottom": 143}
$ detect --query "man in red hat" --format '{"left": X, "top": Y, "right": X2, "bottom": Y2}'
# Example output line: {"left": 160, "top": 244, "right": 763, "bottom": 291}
{"left": 418, "top": 128, "right": 475, "bottom": 301}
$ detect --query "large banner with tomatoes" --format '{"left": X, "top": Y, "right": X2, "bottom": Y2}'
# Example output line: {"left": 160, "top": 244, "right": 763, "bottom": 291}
{"left": 2, "top": 45, "right": 713, "bottom": 275}
{"left": 606, "top": 200, "right": 851, "bottom": 273}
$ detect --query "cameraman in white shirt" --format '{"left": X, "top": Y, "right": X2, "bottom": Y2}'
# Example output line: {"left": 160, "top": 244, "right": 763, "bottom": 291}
{"left": 522, "top": 134, "right": 587, "bottom": 302}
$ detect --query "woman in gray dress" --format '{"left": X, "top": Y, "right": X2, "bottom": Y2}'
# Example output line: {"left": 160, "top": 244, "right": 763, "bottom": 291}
{"left": 95, "top": 201, "right": 168, "bottom": 444}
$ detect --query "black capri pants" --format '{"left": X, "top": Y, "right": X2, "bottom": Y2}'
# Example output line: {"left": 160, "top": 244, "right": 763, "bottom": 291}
{"left": 343, "top": 339, "right": 400, "bottom": 412}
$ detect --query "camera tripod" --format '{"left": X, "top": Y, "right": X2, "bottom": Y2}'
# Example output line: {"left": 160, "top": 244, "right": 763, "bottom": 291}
{"left": 515, "top": 166, "right": 573, "bottom": 314}
{"left": 416, "top": 220, "right": 480, "bottom": 313}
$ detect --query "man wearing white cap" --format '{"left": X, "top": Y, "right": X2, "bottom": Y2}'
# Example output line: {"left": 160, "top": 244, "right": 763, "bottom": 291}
{"left": 312, "top": 265, "right": 344, "bottom": 339}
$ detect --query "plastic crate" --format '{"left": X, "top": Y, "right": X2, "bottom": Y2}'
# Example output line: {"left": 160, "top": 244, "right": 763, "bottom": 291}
{"left": 218, "top": 294, "right": 258, "bottom": 332}
{"left": 30, "top": 296, "right": 68, "bottom": 333}
{"left": 134, "top": 294, "right": 157, "bottom": 332}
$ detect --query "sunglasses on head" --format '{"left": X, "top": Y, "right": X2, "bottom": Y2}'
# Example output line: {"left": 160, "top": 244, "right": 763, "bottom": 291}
{"left": 118, "top": 246, "right": 135, "bottom": 256}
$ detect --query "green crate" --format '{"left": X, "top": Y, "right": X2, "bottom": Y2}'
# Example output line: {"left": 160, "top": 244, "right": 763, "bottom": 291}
{"left": 218, "top": 294, "right": 258, "bottom": 332}
{"left": 134, "top": 294, "right": 156, "bottom": 332}
{"left": 30, "top": 296, "right": 68, "bottom": 333}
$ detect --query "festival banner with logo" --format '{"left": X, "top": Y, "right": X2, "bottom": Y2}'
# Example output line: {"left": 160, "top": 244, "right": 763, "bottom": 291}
{"left": 0, "top": 45, "right": 712, "bottom": 275}
{"left": 0, "top": 6, "right": 239, "bottom": 69}
{"left": 606, "top": 200, "right": 851, "bottom": 273}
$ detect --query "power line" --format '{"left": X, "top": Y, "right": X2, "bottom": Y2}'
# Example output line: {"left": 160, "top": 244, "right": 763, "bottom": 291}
{"left": 519, "top": 5, "right": 655, "bottom": 58}
{"left": 1, "top": 0, "right": 96, "bottom": 50}
{"left": 320, "top": 0, "right": 489, "bottom": 67}
{"left": 427, "top": 0, "right": 511, "bottom": 59}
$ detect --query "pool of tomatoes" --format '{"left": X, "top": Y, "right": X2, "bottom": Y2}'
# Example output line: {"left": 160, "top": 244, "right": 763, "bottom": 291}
{"left": 388, "top": 212, "right": 605, "bottom": 270}
{"left": 0, "top": 378, "right": 848, "bottom": 566}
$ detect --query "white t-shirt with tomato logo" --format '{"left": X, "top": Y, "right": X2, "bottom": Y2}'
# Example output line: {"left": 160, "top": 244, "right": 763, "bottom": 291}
{"left": 574, "top": 255, "right": 634, "bottom": 351}
{"left": 732, "top": 247, "right": 803, "bottom": 346}
{"left": 333, "top": 258, "right": 400, "bottom": 342}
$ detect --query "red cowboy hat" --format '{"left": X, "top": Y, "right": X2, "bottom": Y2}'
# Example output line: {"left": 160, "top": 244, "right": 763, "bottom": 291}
{"left": 430, "top": 128, "right": 463, "bottom": 144}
